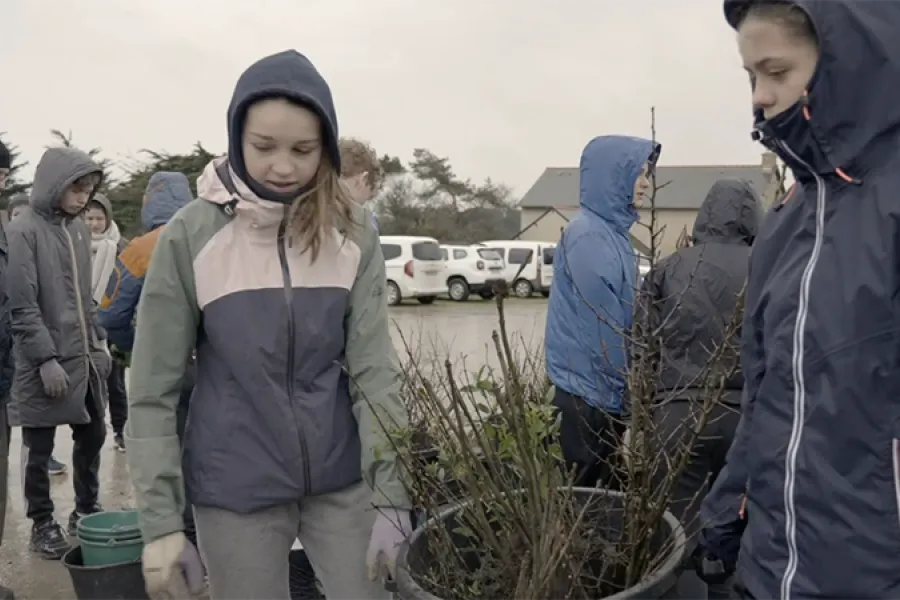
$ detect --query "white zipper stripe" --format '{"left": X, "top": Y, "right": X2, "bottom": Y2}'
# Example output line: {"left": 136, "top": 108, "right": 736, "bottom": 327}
{"left": 892, "top": 439, "right": 900, "bottom": 531}
{"left": 779, "top": 143, "right": 826, "bottom": 600}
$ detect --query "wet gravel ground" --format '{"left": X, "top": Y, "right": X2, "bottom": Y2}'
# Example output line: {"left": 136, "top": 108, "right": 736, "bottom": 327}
{"left": 0, "top": 297, "right": 547, "bottom": 598}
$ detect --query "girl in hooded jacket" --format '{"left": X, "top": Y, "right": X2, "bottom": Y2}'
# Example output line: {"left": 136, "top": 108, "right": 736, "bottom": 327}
{"left": 699, "top": 1, "right": 900, "bottom": 598}
{"left": 126, "top": 50, "right": 409, "bottom": 600}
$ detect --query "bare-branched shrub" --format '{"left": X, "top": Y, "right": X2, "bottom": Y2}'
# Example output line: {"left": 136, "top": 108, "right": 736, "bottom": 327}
{"left": 361, "top": 108, "right": 745, "bottom": 599}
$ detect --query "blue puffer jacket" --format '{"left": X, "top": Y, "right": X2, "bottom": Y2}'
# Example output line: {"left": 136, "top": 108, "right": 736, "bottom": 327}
{"left": 701, "top": 1, "right": 900, "bottom": 598}
{"left": 545, "top": 135, "right": 659, "bottom": 413}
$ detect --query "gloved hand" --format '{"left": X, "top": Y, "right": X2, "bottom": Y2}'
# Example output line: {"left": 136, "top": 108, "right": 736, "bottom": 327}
{"left": 39, "top": 359, "right": 68, "bottom": 398}
{"left": 690, "top": 544, "right": 735, "bottom": 585}
{"left": 142, "top": 531, "right": 206, "bottom": 599}
{"left": 366, "top": 509, "right": 412, "bottom": 581}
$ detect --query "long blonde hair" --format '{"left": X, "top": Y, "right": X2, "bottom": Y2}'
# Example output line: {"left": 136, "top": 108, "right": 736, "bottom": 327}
{"left": 288, "top": 153, "right": 359, "bottom": 263}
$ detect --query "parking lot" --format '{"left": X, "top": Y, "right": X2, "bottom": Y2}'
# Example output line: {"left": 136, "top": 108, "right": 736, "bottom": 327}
{"left": 388, "top": 296, "right": 548, "bottom": 366}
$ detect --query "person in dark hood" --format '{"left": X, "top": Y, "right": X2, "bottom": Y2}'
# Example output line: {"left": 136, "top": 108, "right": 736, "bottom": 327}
{"left": 6, "top": 147, "right": 111, "bottom": 560}
{"left": 545, "top": 135, "right": 660, "bottom": 488}
{"left": 126, "top": 51, "right": 407, "bottom": 599}
{"left": 98, "top": 172, "right": 196, "bottom": 544}
{"left": 99, "top": 172, "right": 192, "bottom": 353}
{"left": 8, "top": 197, "right": 71, "bottom": 480}
{"left": 639, "top": 179, "right": 760, "bottom": 599}
{"left": 696, "top": 2, "right": 900, "bottom": 598}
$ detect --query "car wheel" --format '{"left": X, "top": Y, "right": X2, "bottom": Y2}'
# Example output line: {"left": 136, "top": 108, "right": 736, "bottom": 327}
{"left": 447, "top": 278, "right": 470, "bottom": 302}
{"left": 417, "top": 296, "right": 436, "bottom": 305}
{"left": 514, "top": 279, "right": 533, "bottom": 298}
{"left": 386, "top": 281, "right": 401, "bottom": 306}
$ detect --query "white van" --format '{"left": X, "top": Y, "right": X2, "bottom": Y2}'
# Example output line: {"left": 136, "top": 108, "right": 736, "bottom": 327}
{"left": 539, "top": 244, "right": 556, "bottom": 297}
{"left": 380, "top": 235, "right": 446, "bottom": 306}
{"left": 477, "top": 240, "right": 557, "bottom": 298}
{"left": 440, "top": 244, "right": 505, "bottom": 301}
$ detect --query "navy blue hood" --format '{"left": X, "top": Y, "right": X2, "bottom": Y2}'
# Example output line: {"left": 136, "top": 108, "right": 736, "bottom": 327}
{"left": 725, "top": 0, "right": 900, "bottom": 179}
{"left": 142, "top": 171, "right": 192, "bottom": 230}
{"left": 226, "top": 50, "right": 339, "bottom": 203}
{"left": 579, "top": 135, "right": 660, "bottom": 233}
{"left": 692, "top": 179, "right": 761, "bottom": 245}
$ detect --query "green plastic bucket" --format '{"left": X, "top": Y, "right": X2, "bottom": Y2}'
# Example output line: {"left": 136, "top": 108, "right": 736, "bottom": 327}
{"left": 77, "top": 510, "right": 140, "bottom": 538}
{"left": 79, "top": 536, "right": 143, "bottom": 567}
{"left": 76, "top": 511, "right": 144, "bottom": 567}
{"left": 77, "top": 528, "right": 142, "bottom": 543}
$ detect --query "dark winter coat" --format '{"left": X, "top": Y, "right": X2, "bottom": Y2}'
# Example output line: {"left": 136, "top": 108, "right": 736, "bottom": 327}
{"left": 702, "top": 1, "right": 900, "bottom": 598}
{"left": 0, "top": 225, "right": 11, "bottom": 402}
{"left": 6, "top": 148, "right": 108, "bottom": 427}
{"left": 638, "top": 179, "right": 760, "bottom": 405}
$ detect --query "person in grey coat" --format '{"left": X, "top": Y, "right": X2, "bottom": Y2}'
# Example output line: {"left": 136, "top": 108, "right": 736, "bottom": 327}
{"left": 6, "top": 147, "right": 111, "bottom": 560}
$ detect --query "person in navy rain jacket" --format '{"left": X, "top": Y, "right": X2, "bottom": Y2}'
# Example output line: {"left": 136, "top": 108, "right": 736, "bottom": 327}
{"left": 697, "top": 1, "right": 900, "bottom": 598}
{"left": 545, "top": 135, "right": 660, "bottom": 488}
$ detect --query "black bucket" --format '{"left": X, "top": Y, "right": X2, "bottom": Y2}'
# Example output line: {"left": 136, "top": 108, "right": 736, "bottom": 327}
{"left": 63, "top": 546, "right": 149, "bottom": 600}
{"left": 395, "top": 487, "right": 687, "bottom": 600}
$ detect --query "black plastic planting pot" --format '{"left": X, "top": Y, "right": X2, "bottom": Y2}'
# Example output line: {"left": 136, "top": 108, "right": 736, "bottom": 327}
{"left": 63, "top": 546, "right": 149, "bottom": 600}
{"left": 395, "top": 487, "right": 687, "bottom": 600}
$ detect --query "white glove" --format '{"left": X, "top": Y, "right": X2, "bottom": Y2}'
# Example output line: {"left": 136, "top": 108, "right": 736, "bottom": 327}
{"left": 142, "top": 531, "right": 206, "bottom": 599}
{"left": 365, "top": 509, "right": 412, "bottom": 581}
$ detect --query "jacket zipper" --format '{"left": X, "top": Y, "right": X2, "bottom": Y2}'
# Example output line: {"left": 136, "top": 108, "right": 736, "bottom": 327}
{"left": 775, "top": 140, "right": 826, "bottom": 600}
{"left": 62, "top": 226, "right": 95, "bottom": 383}
{"left": 276, "top": 218, "right": 311, "bottom": 496}
{"left": 893, "top": 439, "right": 900, "bottom": 531}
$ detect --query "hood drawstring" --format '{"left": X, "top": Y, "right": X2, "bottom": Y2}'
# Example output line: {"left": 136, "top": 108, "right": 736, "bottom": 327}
{"left": 213, "top": 160, "right": 240, "bottom": 216}
{"left": 800, "top": 90, "right": 860, "bottom": 185}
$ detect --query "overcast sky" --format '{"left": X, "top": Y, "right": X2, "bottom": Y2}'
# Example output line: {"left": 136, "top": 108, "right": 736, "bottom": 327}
{"left": 2, "top": 0, "right": 759, "bottom": 195}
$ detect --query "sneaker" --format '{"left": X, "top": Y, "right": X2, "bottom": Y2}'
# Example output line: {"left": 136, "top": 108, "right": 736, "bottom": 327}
{"left": 113, "top": 433, "right": 126, "bottom": 452}
{"left": 68, "top": 504, "right": 103, "bottom": 537}
{"left": 48, "top": 456, "right": 67, "bottom": 476}
{"left": 29, "top": 520, "right": 70, "bottom": 560}
{"left": 0, "top": 583, "right": 14, "bottom": 600}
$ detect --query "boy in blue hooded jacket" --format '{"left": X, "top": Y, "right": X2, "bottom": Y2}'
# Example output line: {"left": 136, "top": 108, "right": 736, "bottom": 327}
{"left": 545, "top": 135, "right": 659, "bottom": 487}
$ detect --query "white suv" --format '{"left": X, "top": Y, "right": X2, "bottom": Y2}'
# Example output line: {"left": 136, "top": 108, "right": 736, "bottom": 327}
{"left": 381, "top": 236, "right": 446, "bottom": 306}
{"left": 440, "top": 245, "right": 506, "bottom": 301}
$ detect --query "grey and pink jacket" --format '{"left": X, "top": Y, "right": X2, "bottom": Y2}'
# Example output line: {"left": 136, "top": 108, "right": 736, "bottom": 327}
{"left": 126, "top": 53, "right": 408, "bottom": 544}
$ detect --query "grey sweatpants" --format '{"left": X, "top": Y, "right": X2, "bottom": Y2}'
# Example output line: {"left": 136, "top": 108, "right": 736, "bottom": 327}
{"left": 195, "top": 481, "right": 389, "bottom": 600}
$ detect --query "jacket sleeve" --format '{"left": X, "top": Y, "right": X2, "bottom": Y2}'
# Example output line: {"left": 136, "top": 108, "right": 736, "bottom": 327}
{"left": 125, "top": 217, "right": 199, "bottom": 544}
{"left": 345, "top": 223, "right": 411, "bottom": 510}
{"left": 7, "top": 226, "right": 57, "bottom": 365}
{"left": 99, "top": 247, "right": 145, "bottom": 351}
{"left": 565, "top": 232, "right": 630, "bottom": 376}
{"left": 0, "top": 245, "right": 12, "bottom": 399}
{"left": 699, "top": 262, "right": 760, "bottom": 563}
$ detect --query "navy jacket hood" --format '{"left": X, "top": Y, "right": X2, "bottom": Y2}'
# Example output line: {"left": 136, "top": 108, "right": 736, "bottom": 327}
{"left": 725, "top": 0, "right": 900, "bottom": 178}
{"left": 226, "top": 50, "right": 339, "bottom": 203}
